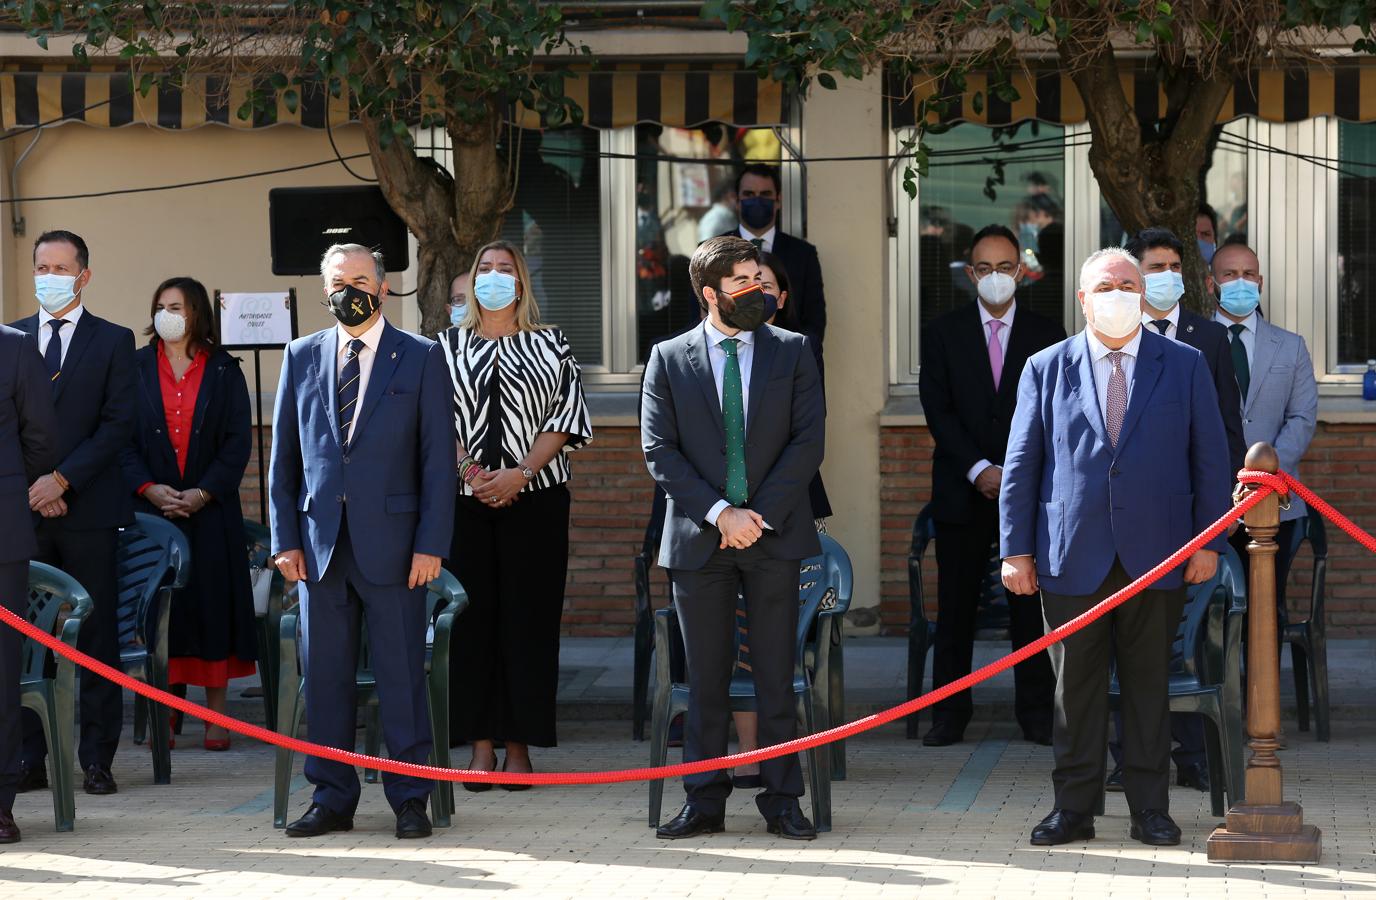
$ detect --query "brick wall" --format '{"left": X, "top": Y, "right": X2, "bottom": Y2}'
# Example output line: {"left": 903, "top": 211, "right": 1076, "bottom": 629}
{"left": 241, "top": 425, "right": 656, "bottom": 637}
{"left": 878, "top": 422, "right": 1376, "bottom": 637}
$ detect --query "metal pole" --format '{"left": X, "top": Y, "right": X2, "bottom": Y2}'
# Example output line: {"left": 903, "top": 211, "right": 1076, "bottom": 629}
{"left": 253, "top": 349, "right": 267, "bottom": 524}
{"left": 1207, "top": 441, "right": 1321, "bottom": 863}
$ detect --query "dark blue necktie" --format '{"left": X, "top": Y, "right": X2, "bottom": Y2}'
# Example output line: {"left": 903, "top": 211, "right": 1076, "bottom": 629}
{"left": 44, "top": 319, "right": 66, "bottom": 380}
{"left": 338, "top": 338, "right": 364, "bottom": 450}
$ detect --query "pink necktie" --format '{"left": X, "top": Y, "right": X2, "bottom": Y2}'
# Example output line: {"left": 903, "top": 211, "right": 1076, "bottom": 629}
{"left": 987, "top": 320, "right": 1005, "bottom": 390}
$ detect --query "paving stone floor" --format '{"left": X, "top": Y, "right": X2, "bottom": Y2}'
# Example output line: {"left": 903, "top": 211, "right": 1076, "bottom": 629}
{"left": 3, "top": 715, "right": 1374, "bottom": 898}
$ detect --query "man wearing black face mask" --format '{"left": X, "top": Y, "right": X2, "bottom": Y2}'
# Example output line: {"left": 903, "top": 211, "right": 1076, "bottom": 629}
{"left": 642, "top": 236, "right": 825, "bottom": 841}
{"left": 723, "top": 164, "right": 826, "bottom": 379}
{"left": 268, "top": 243, "right": 455, "bottom": 839}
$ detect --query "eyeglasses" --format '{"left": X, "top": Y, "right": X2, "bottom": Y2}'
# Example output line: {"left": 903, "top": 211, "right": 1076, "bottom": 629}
{"left": 449, "top": 297, "right": 465, "bottom": 305}
{"left": 972, "top": 263, "right": 1018, "bottom": 277}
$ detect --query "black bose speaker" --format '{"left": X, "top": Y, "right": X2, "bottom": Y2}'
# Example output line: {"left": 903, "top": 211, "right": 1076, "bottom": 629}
{"left": 268, "top": 186, "right": 410, "bottom": 275}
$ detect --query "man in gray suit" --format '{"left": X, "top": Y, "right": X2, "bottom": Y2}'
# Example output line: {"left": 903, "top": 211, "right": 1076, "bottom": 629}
{"left": 641, "top": 235, "right": 825, "bottom": 841}
{"left": 1210, "top": 242, "right": 1318, "bottom": 585}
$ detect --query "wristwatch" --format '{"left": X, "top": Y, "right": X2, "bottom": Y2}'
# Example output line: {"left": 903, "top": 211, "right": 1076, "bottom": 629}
{"left": 519, "top": 464, "right": 535, "bottom": 481}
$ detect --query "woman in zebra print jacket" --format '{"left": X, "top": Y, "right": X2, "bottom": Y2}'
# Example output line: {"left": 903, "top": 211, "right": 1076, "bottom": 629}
{"left": 439, "top": 240, "right": 592, "bottom": 790}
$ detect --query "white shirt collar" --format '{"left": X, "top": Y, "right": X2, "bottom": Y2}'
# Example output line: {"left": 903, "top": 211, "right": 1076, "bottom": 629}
{"left": 336, "top": 314, "right": 386, "bottom": 356}
{"left": 39, "top": 303, "right": 84, "bottom": 328}
{"left": 738, "top": 224, "right": 777, "bottom": 249}
{"left": 1085, "top": 325, "right": 1143, "bottom": 363}
{"left": 1141, "top": 303, "right": 1179, "bottom": 332}
{"left": 978, "top": 300, "right": 1016, "bottom": 329}
{"left": 704, "top": 318, "right": 755, "bottom": 348}
{"left": 1215, "top": 309, "right": 1258, "bottom": 333}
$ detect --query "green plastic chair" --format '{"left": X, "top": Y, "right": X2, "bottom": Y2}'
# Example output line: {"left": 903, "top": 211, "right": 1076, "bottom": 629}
{"left": 1107, "top": 546, "right": 1248, "bottom": 817}
{"left": 20, "top": 562, "right": 93, "bottom": 832}
{"left": 244, "top": 519, "right": 288, "bottom": 731}
{"left": 648, "top": 546, "right": 842, "bottom": 832}
{"left": 118, "top": 512, "right": 190, "bottom": 785}
{"left": 804, "top": 534, "right": 854, "bottom": 781}
{"left": 273, "top": 569, "right": 468, "bottom": 828}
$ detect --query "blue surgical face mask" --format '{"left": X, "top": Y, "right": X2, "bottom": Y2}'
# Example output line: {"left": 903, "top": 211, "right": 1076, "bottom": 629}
{"left": 474, "top": 271, "right": 518, "bottom": 311}
{"left": 739, "top": 196, "right": 776, "bottom": 231}
{"left": 449, "top": 304, "right": 466, "bottom": 326}
{"left": 35, "top": 272, "right": 82, "bottom": 315}
{"left": 1198, "top": 239, "right": 1216, "bottom": 265}
{"left": 1217, "top": 278, "right": 1260, "bottom": 317}
{"left": 1143, "top": 270, "right": 1185, "bottom": 311}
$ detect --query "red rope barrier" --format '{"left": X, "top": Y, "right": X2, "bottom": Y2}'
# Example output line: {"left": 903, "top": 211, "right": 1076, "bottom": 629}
{"left": 3, "top": 469, "right": 1368, "bottom": 787}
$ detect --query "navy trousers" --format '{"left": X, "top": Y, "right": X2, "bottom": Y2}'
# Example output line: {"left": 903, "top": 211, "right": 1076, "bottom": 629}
{"left": 299, "top": 517, "right": 433, "bottom": 816}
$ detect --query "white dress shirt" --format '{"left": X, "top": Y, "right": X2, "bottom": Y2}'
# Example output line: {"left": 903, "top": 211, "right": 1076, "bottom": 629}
{"left": 738, "top": 224, "right": 777, "bottom": 252}
{"left": 701, "top": 319, "right": 763, "bottom": 527}
{"left": 38, "top": 303, "right": 85, "bottom": 366}
{"left": 1085, "top": 326, "right": 1142, "bottom": 423}
{"left": 1142, "top": 303, "right": 1181, "bottom": 341}
{"left": 1214, "top": 309, "right": 1258, "bottom": 370}
{"left": 335, "top": 315, "right": 386, "bottom": 445}
{"left": 967, "top": 301, "right": 1017, "bottom": 484}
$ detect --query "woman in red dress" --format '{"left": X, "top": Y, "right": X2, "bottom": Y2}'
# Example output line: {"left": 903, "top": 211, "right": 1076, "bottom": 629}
{"left": 121, "top": 277, "right": 256, "bottom": 750}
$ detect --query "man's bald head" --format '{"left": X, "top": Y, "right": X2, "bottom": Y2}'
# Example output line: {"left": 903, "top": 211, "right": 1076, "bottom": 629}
{"left": 1210, "top": 242, "right": 1259, "bottom": 277}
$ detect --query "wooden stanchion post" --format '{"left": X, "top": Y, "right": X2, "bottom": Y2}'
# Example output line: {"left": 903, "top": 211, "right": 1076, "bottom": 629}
{"left": 1207, "top": 442, "right": 1321, "bottom": 863}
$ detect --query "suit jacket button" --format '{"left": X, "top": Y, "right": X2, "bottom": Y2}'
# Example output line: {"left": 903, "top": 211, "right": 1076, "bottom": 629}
{"left": 1110, "top": 467, "right": 1120, "bottom": 477}
{"left": 718, "top": 485, "right": 725, "bottom": 493}
{"left": 343, "top": 456, "right": 350, "bottom": 464}
{"left": 336, "top": 494, "right": 344, "bottom": 503}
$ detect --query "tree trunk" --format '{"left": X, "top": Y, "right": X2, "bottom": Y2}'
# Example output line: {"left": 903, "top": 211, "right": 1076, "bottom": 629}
{"left": 1060, "top": 42, "right": 1235, "bottom": 315}
{"left": 358, "top": 105, "right": 508, "bottom": 337}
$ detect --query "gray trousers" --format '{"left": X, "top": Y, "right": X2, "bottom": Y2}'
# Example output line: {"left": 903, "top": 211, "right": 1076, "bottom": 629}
{"left": 1041, "top": 558, "right": 1183, "bottom": 816}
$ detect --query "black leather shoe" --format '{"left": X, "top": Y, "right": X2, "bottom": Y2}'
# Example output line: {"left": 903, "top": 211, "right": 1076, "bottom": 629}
{"left": 16, "top": 765, "right": 47, "bottom": 794}
{"left": 500, "top": 757, "right": 532, "bottom": 793}
{"left": 1023, "top": 728, "right": 1053, "bottom": 747}
{"left": 81, "top": 766, "right": 118, "bottom": 796}
{"left": 462, "top": 755, "right": 497, "bottom": 793}
{"left": 656, "top": 805, "right": 725, "bottom": 839}
{"left": 1030, "top": 809, "right": 1096, "bottom": 845}
{"left": 0, "top": 810, "right": 19, "bottom": 844}
{"left": 765, "top": 809, "right": 817, "bottom": 841}
{"left": 285, "top": 803, "right": 354, "bottom": 837}
{"left": 1176, "top": 763, "right": 1210, "bottom": 792}
{"left": 921, "top": 723, "right": 964, "bottom": 747}
{"left": 395, "top": 798, "right": 432, "bottom": 839}
{"left": 1105, "top": 765, "right": 1125, "bottom": 792}
{"left": 1130, "top": 809, "right": 1182, "bottom": 846}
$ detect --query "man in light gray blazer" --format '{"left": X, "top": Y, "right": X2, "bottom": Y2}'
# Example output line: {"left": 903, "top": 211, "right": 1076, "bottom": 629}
{"left": 1210, "top": 241, "right": 1318, "bottom": 586}
{"left": 641, "top": 236, "right": 825, "bottom": 841}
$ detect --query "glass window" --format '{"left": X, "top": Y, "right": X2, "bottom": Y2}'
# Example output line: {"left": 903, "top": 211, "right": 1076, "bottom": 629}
{"left": 502, "top": 127, "right": 604, "bottom": 366}
{"left": 1098, "top": 121, "right": 1248, "bottom": 250}
{"left": 914, "top": 122, "right": 1067, "bottom": 333}
{"left": 632, "top": 123, "right": 784, "bottom": 363}
{"left": 1337, "top": 121, "right": 1376, "bottom": 367}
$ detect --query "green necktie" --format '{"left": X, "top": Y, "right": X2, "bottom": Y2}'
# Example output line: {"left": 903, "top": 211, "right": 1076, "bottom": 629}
{"left": 749, "top": 238, "right": 764, "bottom": 250}
{"left": 1229, "top": 323, "right": 1250, "bottom": 402}
{"left": 721, "top": 338, "right": 748, "bottom": 507}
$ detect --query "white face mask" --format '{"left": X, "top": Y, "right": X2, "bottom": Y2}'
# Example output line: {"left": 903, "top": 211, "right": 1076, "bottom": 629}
{"left": 154, "top": 309, "right": 187, "bottom": 343}
{"left": 976, "top": 271, "right": 1017, "bottom": 306}
{"left": 1089, "top": 289, "right": 1143, "bottom": 340}
{"left": 35, "top": 273, "right": 81, "bottom": 315}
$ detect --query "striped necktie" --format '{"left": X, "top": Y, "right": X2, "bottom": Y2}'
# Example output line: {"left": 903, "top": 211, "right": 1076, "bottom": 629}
{"left": 338, "top": 338, "right": 364, "bottom": 450}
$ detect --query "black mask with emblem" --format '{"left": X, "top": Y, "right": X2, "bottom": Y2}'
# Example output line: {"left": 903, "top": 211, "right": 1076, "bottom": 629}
{"left": 718, "top": 283, "right": 768, "bottom": 332}
{"left": 325, "top": 284, "right": 381, "bottom": 327}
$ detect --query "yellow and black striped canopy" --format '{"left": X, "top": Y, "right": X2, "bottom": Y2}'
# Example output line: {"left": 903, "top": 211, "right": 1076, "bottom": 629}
{"left": 0, "top": 63, "right": 788, "bottom": 131}
{"left": 889, "top": 59, "right": 1376, "bottom": 128}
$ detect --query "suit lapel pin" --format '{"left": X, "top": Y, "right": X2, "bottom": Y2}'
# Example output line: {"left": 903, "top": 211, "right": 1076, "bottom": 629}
{"left": 1186, "top": 324, "right": 1194, "bottom": 333}
{"left": 391, "top": 351, "right": 397, "bottom": 359}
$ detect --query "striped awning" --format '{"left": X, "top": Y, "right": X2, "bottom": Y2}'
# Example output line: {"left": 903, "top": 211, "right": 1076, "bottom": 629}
{"left": 889, "top": 60, "right": 1376, "bottom": 128}
{"left": 0, "top": 63, "right": 788, "bottom": 132}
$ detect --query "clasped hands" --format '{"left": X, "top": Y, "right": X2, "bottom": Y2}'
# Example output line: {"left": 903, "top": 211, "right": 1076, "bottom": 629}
{"left": 143, "top": 484, "right": 211, "bottom": 519}
{"left": 470, "top": 468, "right": 524, "bottom": 508}
{"left": 717, "top": 506, "right": 766, "bottom": 550}
{"left": 29, "top": 474, "right": 67, "bottom": 519}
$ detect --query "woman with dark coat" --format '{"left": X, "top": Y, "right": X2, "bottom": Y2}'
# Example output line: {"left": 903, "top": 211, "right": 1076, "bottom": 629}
{"left": 120, "top": 277, "right": 256, "bottom": 750}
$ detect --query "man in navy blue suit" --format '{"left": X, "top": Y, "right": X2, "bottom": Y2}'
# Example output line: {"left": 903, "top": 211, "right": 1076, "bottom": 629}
{"left": 269, "top": 244, "right": 455, "bottom": 839}
{"left": 1000, "top": 247, "right": 1231, "bottom": 848}
{"left": 0, "top": 325, "right": 59, "bottom": 844}
{"left": 10, "top": 230, "right": 136, "bottom": 797}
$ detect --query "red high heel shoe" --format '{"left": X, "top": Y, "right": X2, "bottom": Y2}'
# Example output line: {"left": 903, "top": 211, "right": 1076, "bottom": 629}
{"left": 204, "top": 728, "right": 230, "bottom": 752}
